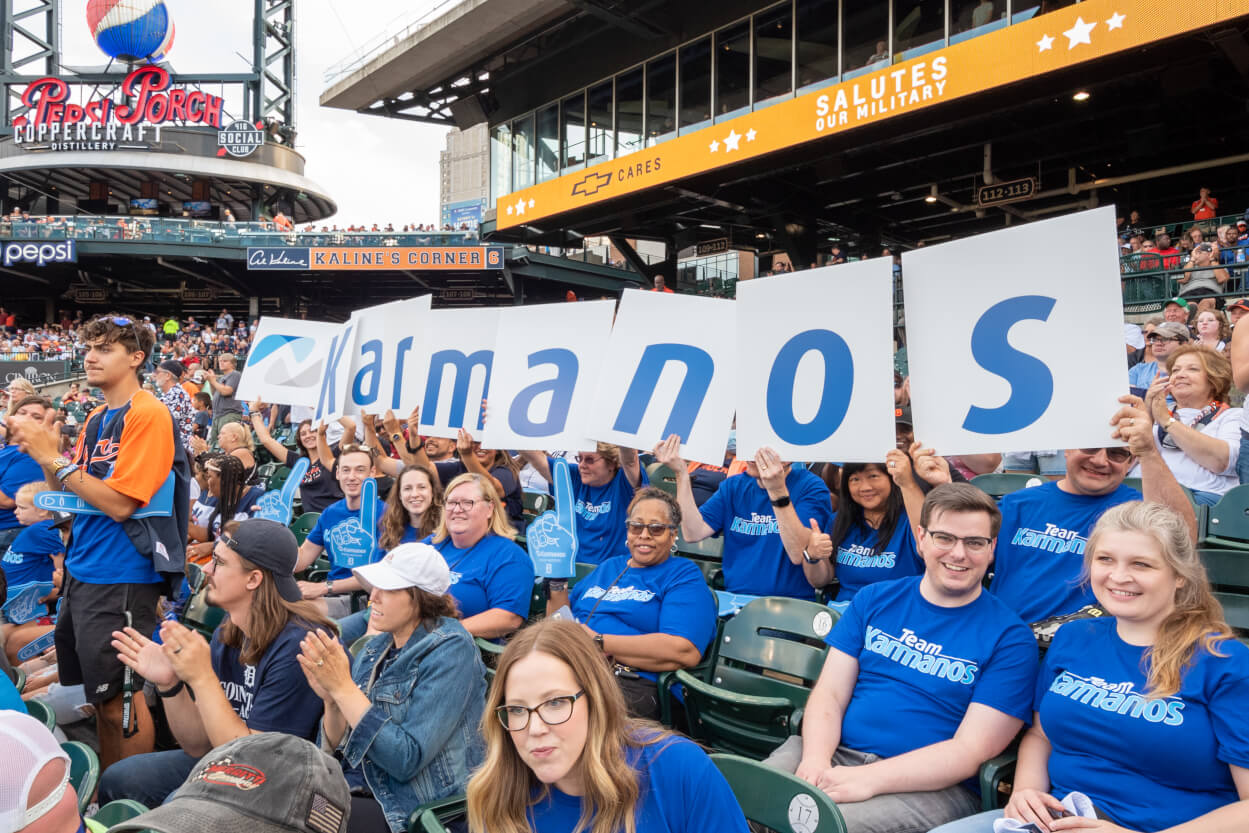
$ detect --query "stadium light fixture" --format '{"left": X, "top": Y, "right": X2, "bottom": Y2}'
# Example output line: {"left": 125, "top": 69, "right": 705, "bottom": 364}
{"left": 1073, "top": 90, "right": 1090, "bottom": 102}
{"left": 925, "top": 184, "right": 939, "bottom": 203}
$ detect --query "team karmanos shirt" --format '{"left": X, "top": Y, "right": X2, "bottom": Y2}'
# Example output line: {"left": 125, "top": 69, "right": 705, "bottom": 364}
{"left": 546, "top": 457, "right": 649, "bottom": 565}
{"left": 1039, "top": 618, "right": 1249, "bottom": 830}
{"left": 306, "top": 496, "right": 388, "bottom": 581}
{"left": 428, "top": 533, "right": 532, "bottom": 620}
{"left": 0, "top": 446, "right": 44, "bottom": 530}
{"left": 991, "top": 482, "right": 1140, "bottom": 622}
{"left": 827, "top": 577, "right": 1037, "bottom": 768}
{"left": 699, "top": 468, "right": 833, "bottom": 598}
{"left": 527, "top": 734, "right": 749, "bottom": 833}
{"left": 832, "top": 513, "right": 922, "bottom": 601}
{"left": 2, "top": 519, "right": 63, "bottom": 586}
{"left": 210, "top": 619, "right": 322, "bottom": 739}
{"left": 570, "top": 555, "right": 717, "bottom": 681}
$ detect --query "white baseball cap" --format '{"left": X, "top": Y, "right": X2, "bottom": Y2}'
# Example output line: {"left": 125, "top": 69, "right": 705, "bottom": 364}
{"left": 353, "top": 542, "right": 452, "bottom": 595}
{"left": 0, "top": 710, "right": 71, "bottom": 832}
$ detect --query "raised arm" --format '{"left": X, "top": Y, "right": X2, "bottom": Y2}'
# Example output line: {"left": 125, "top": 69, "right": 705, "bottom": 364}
{"left": 1112, "top": 395, "right": 1198, "bottom": 543}
{"left": 315, "top": 423, "right": 335, "bottom": 470}
{"left": 618, "top": 445, "right": 642, "bottom": 489}
{"left": 361, "top": 413, "right": 400, "bottom": 477}
{"left": 250, "top": 401, "right": 290, "bottom": 461}
{"left": 516, "top": 449, "right": 552, "bottom": 484}
{"left": 885, "top": 445, "right": 929, "bottom": 536}
{"left": 652, "top": 434, "right": 713, "bottom": 541}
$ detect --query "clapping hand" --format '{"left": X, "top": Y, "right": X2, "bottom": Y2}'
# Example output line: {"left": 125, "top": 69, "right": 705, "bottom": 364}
{"left": 651, "top": 434, "right": 686, "bottom": 472}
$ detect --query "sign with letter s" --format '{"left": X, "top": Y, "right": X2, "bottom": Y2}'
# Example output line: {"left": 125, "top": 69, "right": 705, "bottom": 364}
{"left": 902, "top": 206, "right": 1128, "bottom": 455}
{"left": 735, "top": 262, "right": 895, "bottom": 462}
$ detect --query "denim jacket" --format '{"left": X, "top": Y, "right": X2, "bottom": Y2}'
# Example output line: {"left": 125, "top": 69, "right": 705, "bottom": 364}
{"left": 328, "top": 617, "right": 487, "bottom": 831}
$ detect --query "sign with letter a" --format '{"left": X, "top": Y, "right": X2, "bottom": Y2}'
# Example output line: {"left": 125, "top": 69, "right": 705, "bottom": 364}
{"left": 902, "top": 207, "right": 1128, "bottom": 455}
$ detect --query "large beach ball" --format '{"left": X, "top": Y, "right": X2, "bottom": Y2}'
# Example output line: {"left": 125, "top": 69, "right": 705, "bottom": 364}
{"left": 87, "top": 0, "right": 175, "bottom": 63}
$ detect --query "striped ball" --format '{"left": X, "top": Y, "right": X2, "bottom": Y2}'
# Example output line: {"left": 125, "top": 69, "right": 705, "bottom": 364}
{"left": 87, "top": 0, "right": 173, "bottom": 63}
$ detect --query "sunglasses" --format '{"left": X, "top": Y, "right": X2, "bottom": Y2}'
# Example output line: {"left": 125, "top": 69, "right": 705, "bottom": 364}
{"left": 1078, "top": 447, "right": 1133, "bottom": 463}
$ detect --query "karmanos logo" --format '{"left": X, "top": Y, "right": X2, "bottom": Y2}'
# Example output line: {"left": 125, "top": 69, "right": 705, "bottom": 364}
{"left": 250, "top": 333, "right": 324, "bottom": 388}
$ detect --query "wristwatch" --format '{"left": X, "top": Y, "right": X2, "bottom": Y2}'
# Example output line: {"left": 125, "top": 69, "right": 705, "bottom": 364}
{"left": 49, "top": 458, "right": 72, "bottom": 477}
{"left": 802, "top": 549, "right": 820, "bottom": 564}
{"left": 593, "top": 633, "right": 605, "bottom": 651}
{"left": 55, "top": 463, "right": 79, "bottom": 482}
{"left": 770, "top": 495, "right": 792, "bottom": 508}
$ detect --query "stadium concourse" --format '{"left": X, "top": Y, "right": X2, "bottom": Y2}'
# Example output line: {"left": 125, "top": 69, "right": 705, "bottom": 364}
{"left": 6, "top": 1, "right": 1249, "bottom": 833}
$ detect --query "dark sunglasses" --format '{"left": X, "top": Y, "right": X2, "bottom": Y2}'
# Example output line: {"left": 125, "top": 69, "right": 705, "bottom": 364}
{"left": 1078, "top": 447, "right": 1132, "bottom": 463}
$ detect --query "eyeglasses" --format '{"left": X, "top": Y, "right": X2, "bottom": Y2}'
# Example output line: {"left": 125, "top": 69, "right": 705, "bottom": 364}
{"left": 575, "top": 454, "right": 602, "bottom": 465}
{"left": 625, "top": 521, "right": 677, "bottom": 536}
{"left": 496, "top": 691, "right": 584, "bottom": 731}
{"left": 925, "top": 530, "right": 993, "bottom": 554}
{"left": 1077, "top": 447, "right": 1133, "bottom": 463}
{"left": 446, "top": 498, "right": 487, "bottom": 513}
{"left": 1146, "top": 335, "right": 1180, "bottom": 343}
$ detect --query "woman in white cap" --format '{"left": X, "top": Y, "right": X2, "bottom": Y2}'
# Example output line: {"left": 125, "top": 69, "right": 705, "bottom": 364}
{"left": 297, "top": 542, "right": 487, "bottom": 833}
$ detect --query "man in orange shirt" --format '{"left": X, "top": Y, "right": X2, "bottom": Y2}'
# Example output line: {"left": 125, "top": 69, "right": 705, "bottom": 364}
{"left": 651, "top": 275, "right": 675, "bottom": 293}
{"left": 1191, "top": 187, "right": 1218, "bottom": 222}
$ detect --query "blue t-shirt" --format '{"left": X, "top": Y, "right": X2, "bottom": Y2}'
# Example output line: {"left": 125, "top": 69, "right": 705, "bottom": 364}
{"left": 832, "top": 514, "right": 922, "bottom": 601}
{"left": 428, "top": 533, "right": 532, "bottom": 620}
{"left": 210, "top": 619, "right": 323, "bottom": 739}
{"left": 699, "top": 469, "right": 833, "bottom": 598}
{"left": 527, "top": 734, "right": 749, "bottom": 833}
{"left": 0, "top": 446, "right": 44, "bottom": 530}
{"left": 2, "top": 519, "right": 63, "bottom": 586}
{"left": 992, "top": 482, "right": 1140, "bottom": 622}
{"left": 570, "top": 555, "right": 717, "bottom": 681}
{"left": 1127, "top": 360, "right": 1161, "bottom": 393}
{"left": 1040, "top": 618, "right": 1249, "bottom": 830}
{"left": 547, "top": 457, "right": 648, "bottom": 565}
{"left": 306, "top": 497, "right": 388, "bottom": 581}
{"left": 827, "top": 577, "right": 1038, "bottom": 763}
{"left": 0, "top": 672, "right": 23, "bottom": 712}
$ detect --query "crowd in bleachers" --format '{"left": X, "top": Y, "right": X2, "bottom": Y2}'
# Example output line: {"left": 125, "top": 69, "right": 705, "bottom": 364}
{"left": 7, "top": 202, "right": 1249, "bottom": 833}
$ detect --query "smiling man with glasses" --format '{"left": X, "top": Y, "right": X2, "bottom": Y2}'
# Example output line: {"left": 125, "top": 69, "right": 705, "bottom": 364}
{"left": 765, "top": 484, "right": 1037, "bottom": 832}
{"left": 1128, "top": 320, "right": 1189, "bottom": 396}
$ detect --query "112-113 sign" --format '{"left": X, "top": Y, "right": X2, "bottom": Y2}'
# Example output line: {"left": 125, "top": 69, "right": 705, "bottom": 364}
{"left": 977, "top": 177, "right": 1036, "bottom": 207}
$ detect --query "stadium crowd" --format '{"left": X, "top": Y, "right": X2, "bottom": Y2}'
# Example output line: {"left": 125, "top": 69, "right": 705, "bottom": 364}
{"left": 4, "top": 198, "right": 1249, "bottom": 833}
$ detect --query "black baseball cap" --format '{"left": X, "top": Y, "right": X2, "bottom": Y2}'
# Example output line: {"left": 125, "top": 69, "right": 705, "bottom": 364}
{"left": 220, "top": 519, "right": 301, "bottom": 603}
{"left": 158, "top": 359, "right": 185, "bottom": 378}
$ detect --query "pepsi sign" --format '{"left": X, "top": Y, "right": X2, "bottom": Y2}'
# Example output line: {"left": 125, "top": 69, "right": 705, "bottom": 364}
{"left": 4, "top": 240, "right": 76, "bottom": 267}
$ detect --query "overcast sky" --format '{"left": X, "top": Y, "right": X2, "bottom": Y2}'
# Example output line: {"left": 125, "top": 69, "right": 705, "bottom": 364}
{"left": 63, "top": 0, "right": 454, "bottom": 225}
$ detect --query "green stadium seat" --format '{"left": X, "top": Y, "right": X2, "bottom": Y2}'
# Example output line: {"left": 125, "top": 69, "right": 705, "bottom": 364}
{"left": 11, "top": 667, "right": 25, "bottom": 693}
{"left": 526, "top": 562, "right": 598, "bottom": 621}
{"left": 406, "top": 794, "right": 466, "bottom": 833}
{"left": 254, "top": 461, "right": 279, "bottom": 486}
{"left": 521, "top": 491, "right": 550, "bottom": 518}
{"left": 710, "top": 753, "right": 848, "bottom": 832}
{"left": 181, "top": 584, "right": 227, "bottom": 641}
{"left": 25, "top": 698, "right": 56, "bottom": 732}
{"left": 970, "top": 473, "right": 1045, "bottom": 501}
{"left": 646, "top": 462, "right": 678, "bottom": 496}
{"left": 668, "top": 597, "right": 837, "bottom": 758}
{"left": 349, "top": 635, "right": 373, "bottom": 658}
{"left": 91, "top": 799, "right": 149, "bottom": 827}
{"left": 1202, "top": 485, "right": 1249, "bottom": 551}
{"left": 268, "top": 465, "right": 293, "bottom": 491}
{"left": 289, "top": 511, "right": 320, "bottom": 546}
{"left": 1201, "top": 548, "right": 1249, "bottom": 633}
{"left": 62, "top": 741, "right": 99, "bottom": 812}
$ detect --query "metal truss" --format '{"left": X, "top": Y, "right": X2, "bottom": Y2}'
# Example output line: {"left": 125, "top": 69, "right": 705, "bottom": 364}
{"left": 0, "top": 0, "right": 59, "bottom": 129}
{"left": 254, "top": 0, "right": 296, "bottom": 138}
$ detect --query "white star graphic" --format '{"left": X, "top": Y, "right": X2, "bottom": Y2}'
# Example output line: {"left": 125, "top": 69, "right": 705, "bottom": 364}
{"left": 514, "top": 198, "right": 526, "bottom": 216}
{"left": 723, "top": 129, "right": 742, "bottom": 152}
{"left": 528, "top": 198, "right": 535, "bottom": 208}
{"left": 505, "top": 204, "right": 513, "bottom": 215}
{"left": 1063, "top": 17, "right": 1095, "bottom": 49}
{"left": 709, "top": 139, "right": 719, "bottom": 153}
{"left": 745, "top": 128, "right": 757, "bottom": 142}
{"left": 1106, "top": 12, "right": 1125, "bottom": 30}
{"left": 1036, "top": 33, "right": 1054, "bottom": 51}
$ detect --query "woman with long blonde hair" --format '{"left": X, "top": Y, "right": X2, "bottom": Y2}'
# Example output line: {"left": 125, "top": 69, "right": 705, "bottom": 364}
{"left": 931, "top": 501, "right": 1249, "bottom": 833}
{"left": 428, "top": 472, "right": 531, "bottom": 639}
{"left": 466, "top": 619, "right": 747, "bottom": 833}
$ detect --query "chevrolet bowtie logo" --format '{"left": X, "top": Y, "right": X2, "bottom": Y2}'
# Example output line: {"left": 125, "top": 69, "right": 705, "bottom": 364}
{"left": 572, "top": 171, "right": 612, "bottom": 197}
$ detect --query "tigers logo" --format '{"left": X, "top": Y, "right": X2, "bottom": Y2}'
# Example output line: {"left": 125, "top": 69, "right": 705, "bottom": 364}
{"left": 91, "top": 437, "right": 121, "bottom": 461}
{"left": 198, "top": 758, "right": 266, "bottom": 790}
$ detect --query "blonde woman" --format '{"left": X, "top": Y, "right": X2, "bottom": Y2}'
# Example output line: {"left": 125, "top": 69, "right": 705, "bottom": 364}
{"left": 216, "top": 420, "right": 256, "bottom": 482}
{"left": 466, "top": 619, "right": 748, "bottom": 833}
{"left": 931, "top": 501, "right": 1249, "bottom": 833}
{"left": 429, "top": 472, "right": 532, "bottom": 639}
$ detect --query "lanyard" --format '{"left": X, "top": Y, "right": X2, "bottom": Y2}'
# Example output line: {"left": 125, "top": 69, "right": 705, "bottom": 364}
{"left": 582, "top": 562, "right": 634, "bottom": 626}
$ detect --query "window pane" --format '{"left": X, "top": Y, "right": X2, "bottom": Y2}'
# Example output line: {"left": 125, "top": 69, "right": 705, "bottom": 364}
{"left": 894, "top": 0, "right": 944, "bottom": 55}
{"left": 843, "top": 0, "right": 889, "bottom": 73}
{"left": 715, "top": 21, "right": 751, "bottom": 117}
{"left": 511, "top": 114, "right": 534, "bottom": 190}
{"left": 952, "top": 0, "right": 1002, "bottom": 34}
{"left": 561, "top": 91, "right": 586, "bottom": 170}
{"left": 587, "top": 81, "right": 612, "bottom": 165}
{"left": 754, "top": 3, "right": 793, "bottom": 102}
{"left": 615, "top": 67, "right": 644, "bottom": 156}
{"left": 490, "top": 122, "right": 511, "bottom": 206}
{"left": 536, "top": 104, "right": 558, "bottom": 182}
{"left": 679, "top": 37, "right": 711, "bottom": 130}
{"left": 796, "top": 0, "right": 840, "bottom": 88}
{"left": 646, "top": 52, "right": 676, "bottom": 145}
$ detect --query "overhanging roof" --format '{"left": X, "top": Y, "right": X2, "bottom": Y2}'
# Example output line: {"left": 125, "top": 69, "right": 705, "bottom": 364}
{"left": 320, "top": 0, "right": 572, "bottom": 115}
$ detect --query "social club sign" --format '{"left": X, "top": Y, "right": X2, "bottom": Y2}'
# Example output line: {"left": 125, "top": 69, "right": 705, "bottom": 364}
{"left": 11, "top": 65, "right": 227, "bottom": 152}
